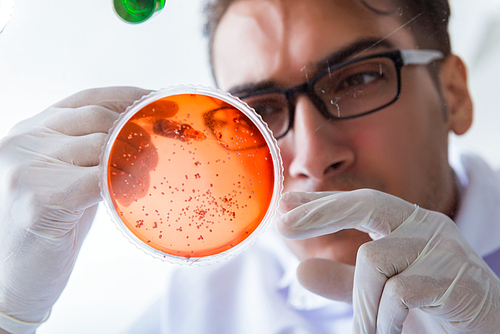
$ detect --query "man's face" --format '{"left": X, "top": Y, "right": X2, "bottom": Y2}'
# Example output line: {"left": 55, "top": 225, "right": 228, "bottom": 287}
{"left": 212, "top": 0, "right": 455, "bottom": 264}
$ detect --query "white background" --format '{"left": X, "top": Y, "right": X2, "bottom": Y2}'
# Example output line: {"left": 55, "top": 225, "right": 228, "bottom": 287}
{"left": 0, "top": 0, "right": 499, "bottom": 333}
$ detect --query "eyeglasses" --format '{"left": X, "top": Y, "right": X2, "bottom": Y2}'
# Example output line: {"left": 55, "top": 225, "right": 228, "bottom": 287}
{"left": 233, "top": 49, "right": 444, "bottom": 139}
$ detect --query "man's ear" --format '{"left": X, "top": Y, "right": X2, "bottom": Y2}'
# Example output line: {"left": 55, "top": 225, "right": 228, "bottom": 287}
{"left": 439, "top": 55, "right": 473, "bottom": 135}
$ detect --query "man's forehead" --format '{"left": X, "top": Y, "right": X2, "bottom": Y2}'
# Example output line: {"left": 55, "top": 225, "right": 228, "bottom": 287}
{"left": 213, "top": 0, "right": 416, "bottom": 90}
{"left": 221, "top": 0, "right": 406, "bottom": 35}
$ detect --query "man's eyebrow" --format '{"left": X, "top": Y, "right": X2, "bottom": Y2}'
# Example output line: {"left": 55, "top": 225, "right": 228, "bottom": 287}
{"left": 228, "top": 37, "right": 396, "bottom": 96}
{"left": 314, "top": 37, "right": 396, "bottom": 73}
{"left": 229, "top": 81, "right": 278, "bottom": 96}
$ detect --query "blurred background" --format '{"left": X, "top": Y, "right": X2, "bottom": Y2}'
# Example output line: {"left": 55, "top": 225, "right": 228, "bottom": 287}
{"left": 0, "top": 0, "right": 499, "bottom": 332}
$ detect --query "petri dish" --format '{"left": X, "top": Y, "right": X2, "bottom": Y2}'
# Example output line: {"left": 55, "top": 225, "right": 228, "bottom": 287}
{"left": 100, "top": 86, "right": 283, "bottom": 265}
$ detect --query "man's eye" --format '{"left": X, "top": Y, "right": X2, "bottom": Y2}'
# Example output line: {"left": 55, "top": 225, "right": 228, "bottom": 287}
{"left": 244, "top": 97, "right": 287, "bottom": 118}
{"left": 252, "top": 103, "right": 284, "bottom": 117}
{"left": 337, "top": 72, "right": 382, "bottom": 90}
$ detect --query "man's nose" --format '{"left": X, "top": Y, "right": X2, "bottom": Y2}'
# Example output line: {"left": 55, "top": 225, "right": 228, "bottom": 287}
{"left": 286, "top": 96, "right": 355, "bottom": 181}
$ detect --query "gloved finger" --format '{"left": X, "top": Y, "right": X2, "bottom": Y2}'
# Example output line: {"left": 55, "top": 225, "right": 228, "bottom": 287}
{"left": 108, "top": 133, "right": 158, "bottom": 207}
{"left": 51, "top": 87, "right": 151, "bottom": 112}
{"left": 107, "top": 122, "right": 158, "bottom": 206}
{"left": 24, "top": 166, "right": 101, "bottom": 239}
{"left": 350, "top": 213, "right": 424, "bottom": 334}
{"left": 44, "top": 105, "right": 120, "bottom": 136}
{"left": 109, "top": 139, "right": 158, "bottom": 175}
{"left": 51, "top": 132, "right": 108, "bottom": 167}
{"left": 108, "top": 122, "right": 158, "bottom": 176}
{"left": 276, "top": 189, "right": 416, "bottom": 240}
{"left": 54, "top": 165, "right": 102, "bottom": 212}
{"left": 373, "top": 262, "right": 471, "bottom": 334}
{"left": 21, "top": 164, "right": 102, "bottom": 217}
{"left": 74, "top": 204, "right": 99, "bottom": 249}
{"left": 8, "top": 88, "right": 150, "bottom": 137}
{"left": 376, "top": 289, "right": 408, "bottom": 334}
{"left": 297, "top": 258, "right": 354, "bottom": 304}
{"left": 279, "top": 191, "right": 341, "bottom": 213}
{"left": 374, "top": 272, "right": 439, "bottom": 334}
{"left": 109, "top": 166, "right": 152, "bottom": 207}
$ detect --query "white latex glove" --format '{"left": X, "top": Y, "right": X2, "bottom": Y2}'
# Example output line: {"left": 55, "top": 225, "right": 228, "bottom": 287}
{"left": 276, "top": 189, "right": 500, "bottom": 334}
{"left": 0, "top": 87, "right": 151, "bottom": 334}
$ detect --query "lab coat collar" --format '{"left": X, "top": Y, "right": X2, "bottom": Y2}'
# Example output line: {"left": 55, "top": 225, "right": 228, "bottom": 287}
{"left": 452, "top": 151, "right": 500, "bottom": 257}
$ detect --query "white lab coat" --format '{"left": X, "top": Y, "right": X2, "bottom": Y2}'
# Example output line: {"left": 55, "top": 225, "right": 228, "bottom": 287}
{"left": 127, "top": 151, "right": 500, "bottom": 333}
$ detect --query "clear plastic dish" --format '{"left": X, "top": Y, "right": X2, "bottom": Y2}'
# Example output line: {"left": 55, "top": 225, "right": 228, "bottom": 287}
{"left": 100, "top": 86, "right": 283, "bottom": 265}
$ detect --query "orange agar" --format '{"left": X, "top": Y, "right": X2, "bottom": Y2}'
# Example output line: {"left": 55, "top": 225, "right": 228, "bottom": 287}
{"left": 107, "top": 94, "right": 275, "bottom": 258}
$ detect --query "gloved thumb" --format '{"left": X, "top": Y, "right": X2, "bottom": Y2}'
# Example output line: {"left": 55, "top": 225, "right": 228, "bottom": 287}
{"left": 297, "top": 258, "right": 355, "bottom": 304}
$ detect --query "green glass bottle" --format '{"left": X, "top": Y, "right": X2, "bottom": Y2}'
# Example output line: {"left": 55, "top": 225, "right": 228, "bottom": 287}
{"left": 114, "top": 0, "right": 166, "bottom": 24}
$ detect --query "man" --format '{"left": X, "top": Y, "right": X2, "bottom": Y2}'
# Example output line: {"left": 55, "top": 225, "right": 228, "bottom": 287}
{"left": 1, "top": 0, "right": 500, "bottom": 333}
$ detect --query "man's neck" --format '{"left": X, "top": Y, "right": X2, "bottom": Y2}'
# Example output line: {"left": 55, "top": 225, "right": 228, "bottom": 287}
{"left": 445, "top": 168, "right": 461, "bottom": 221}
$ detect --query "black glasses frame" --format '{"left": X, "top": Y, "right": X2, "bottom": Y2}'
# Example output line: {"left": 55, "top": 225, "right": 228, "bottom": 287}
{"left": 237, "top": 50, "right": 409, "bottom": 139}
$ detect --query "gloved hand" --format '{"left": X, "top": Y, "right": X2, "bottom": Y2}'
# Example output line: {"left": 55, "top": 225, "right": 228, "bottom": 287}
{"left": 276, "top": 189, "right": 500, "bottom": 334}
{"left": 108, "top": 121, "right": 159, "bottom": 207}
{"left": 0, "top": 87, "right": 151, "bottom": 334}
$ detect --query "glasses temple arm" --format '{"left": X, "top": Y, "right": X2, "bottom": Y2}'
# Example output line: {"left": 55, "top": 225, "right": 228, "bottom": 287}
{"left": 400, "top": 49, "right": 445, "bottom": 65}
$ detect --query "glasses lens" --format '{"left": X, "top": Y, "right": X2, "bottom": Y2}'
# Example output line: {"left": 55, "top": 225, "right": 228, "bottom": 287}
{"left": 241, "top": 93, "right": 289, "bottom": 139}
{"left": 314, "top": 57, "right": 398, "bottom": 118}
